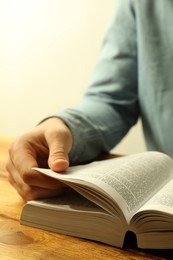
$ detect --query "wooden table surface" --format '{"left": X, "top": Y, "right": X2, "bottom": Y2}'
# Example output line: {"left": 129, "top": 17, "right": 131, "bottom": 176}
{"left": 0, "top": 136, "right": 173, "bottom": 260}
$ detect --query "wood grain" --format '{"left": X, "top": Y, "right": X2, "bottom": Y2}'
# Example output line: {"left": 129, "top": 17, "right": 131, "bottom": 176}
{"left": 0, "top": 136, "right": 172, "bottom": 260}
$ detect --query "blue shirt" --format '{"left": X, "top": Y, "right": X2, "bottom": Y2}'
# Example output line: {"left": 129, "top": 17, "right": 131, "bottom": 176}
{"left": 56, "top": 0, "right": 173, "bottom": 164}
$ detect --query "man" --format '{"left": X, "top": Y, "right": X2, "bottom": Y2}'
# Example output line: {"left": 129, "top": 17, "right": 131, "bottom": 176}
{"left": 6, "top": 0, "right": 173, "bottom": 200}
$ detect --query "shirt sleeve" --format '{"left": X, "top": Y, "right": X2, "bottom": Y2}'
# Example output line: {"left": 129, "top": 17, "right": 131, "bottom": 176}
{"left": 56, "top": 0, "right": 139, "bottom": 165}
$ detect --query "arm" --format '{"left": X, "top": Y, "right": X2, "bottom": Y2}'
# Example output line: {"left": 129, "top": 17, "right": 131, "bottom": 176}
{"left": 57, "top": 0, "right": 139, "bottom": 164}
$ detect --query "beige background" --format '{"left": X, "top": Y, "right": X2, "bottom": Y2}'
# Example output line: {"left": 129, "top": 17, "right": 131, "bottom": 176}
{"left": 0, "top": 0, "right": 146, "bottom": 154}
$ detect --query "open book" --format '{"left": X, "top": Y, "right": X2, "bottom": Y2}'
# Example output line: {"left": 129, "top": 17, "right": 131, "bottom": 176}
{"left": 20, "top": 151, "right": 173, "bottom": 249}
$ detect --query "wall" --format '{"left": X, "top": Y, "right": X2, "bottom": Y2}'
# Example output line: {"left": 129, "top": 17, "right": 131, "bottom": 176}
{"left": 0, "top": 0, "right": 146, "bottom": 154}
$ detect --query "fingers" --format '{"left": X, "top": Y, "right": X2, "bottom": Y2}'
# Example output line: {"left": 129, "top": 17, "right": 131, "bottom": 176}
{"left": 8, "top": 136, "right": 39, "bottom": 173}
{"left": 7, "top": 134, "right": 67, "bottom": 188}
{"left": 6, "top": 157, "right": 68, "bottom": 201}
{"left": 6, "top": 117, "right": 73, "bottom": 201}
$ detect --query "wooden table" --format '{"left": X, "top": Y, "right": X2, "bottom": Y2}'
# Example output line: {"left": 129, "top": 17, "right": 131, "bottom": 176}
{"left": 0, "top": 136, "right": 173, "bottom": 260}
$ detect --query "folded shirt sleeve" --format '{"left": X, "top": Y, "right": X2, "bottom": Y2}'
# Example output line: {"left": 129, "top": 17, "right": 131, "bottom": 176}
{"left": 55, "top": 0, "right": 139, "bottom": 164}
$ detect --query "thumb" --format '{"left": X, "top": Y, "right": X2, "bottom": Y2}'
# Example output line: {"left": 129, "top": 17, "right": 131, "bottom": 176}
{"left": 47, "top": 132, "right": 72, "bottom": 172}
{"left": 48, "top": 144, "right": 69, "bottom": 172}
{"left": 44, "top": 118, "right": 73, "bottom": 172}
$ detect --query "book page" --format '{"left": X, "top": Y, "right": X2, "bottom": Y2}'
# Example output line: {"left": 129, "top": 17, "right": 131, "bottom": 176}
{"left": 28, "top": 189, "right": 105, "bottom": 213}
{"left": 35, "top": 152, "right": 173, "bottom": 221}
{"left": 136, "top": 178, "right": 173, "bottom": 215}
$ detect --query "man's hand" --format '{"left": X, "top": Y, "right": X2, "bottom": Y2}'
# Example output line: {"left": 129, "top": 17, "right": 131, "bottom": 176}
{"left": 6, "top": 117, "right": 73, "bottom": 201}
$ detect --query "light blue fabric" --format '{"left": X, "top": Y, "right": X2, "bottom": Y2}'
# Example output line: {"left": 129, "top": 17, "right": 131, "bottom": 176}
{"left": 56, "top": 0, "right": 173, "bottom": 164}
